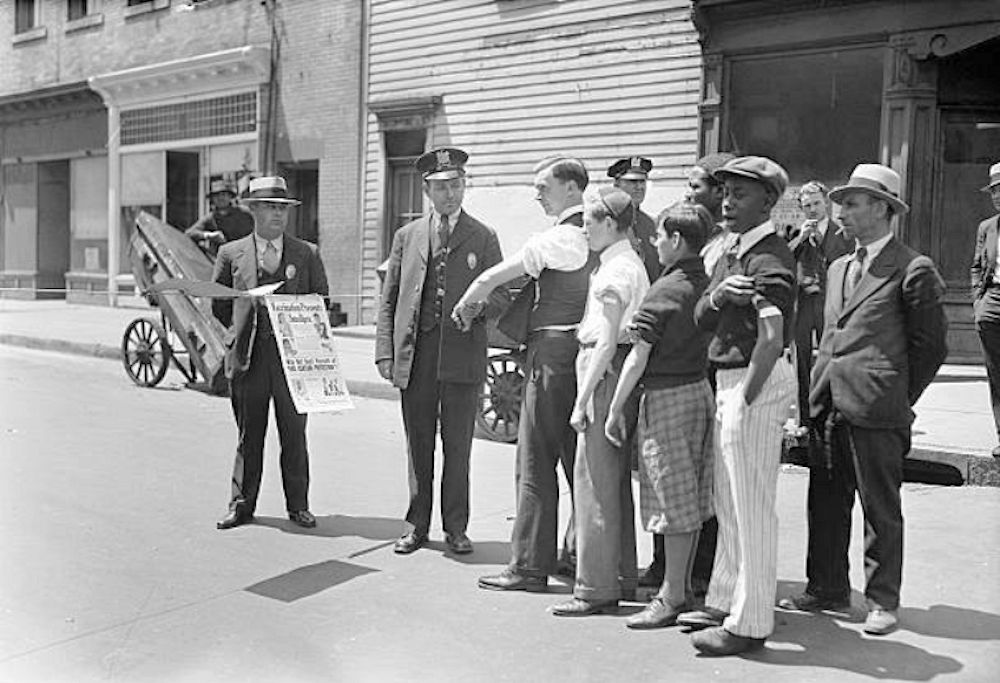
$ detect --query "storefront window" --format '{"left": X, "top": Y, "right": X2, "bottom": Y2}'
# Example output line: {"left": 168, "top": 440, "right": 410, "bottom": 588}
{"left": 727, "top": 47, "right": 884, "bottom": 187}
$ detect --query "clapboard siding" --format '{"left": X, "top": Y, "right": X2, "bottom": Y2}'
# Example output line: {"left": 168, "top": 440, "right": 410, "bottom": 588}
{"left": 360, "top": 0, "right": 701, "bottom": 322}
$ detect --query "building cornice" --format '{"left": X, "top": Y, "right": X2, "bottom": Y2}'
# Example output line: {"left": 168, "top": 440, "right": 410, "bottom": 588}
{"left": 88, "top": 45, "right": 270, "bottom": 110}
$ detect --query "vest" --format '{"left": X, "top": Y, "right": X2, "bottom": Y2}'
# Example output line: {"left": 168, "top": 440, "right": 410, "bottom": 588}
{"left": 254, "top": 253, "right": 285, "bottom": 342}
{"left": 529, "top": 212, "right": 598, "bottom": 330}
{"left": 419, "top": 223, "right": 449, "bottom": 332}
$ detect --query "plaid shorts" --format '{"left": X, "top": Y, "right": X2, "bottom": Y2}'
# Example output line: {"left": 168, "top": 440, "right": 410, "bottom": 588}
{"left": 637, "top": 379, "right": 715, "bottom": 534}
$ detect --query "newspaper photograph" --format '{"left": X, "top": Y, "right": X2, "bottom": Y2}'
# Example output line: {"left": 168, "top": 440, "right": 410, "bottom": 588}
{"left": 264, "top": 294, "right": 354, "bottom": 414}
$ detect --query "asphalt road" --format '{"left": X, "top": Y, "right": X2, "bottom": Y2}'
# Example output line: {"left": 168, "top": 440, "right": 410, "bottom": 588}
{"left": 1, "top": 346, "right": 999, "bottom": 683}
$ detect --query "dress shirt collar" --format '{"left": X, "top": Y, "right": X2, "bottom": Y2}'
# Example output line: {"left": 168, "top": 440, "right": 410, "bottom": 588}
{"left": 255, "top": 232, "right": 284, "bottom": 255}
{"left": 736, "top": 219, "right": 775, "bottom": 259}
{"left": 431, "top": 207, "right": 462, "bottom": 232}
{"left": 858, "top": 231, "right": 893, "bottom": 265}
{"left": 556, "top": 204, "right": 584, "bottom": 226}
{"left": 816, "top": 216, "right": 829, "bottom": 237}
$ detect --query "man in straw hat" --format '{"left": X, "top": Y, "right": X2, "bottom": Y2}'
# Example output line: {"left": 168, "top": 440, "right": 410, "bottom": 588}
{"left": 185, "top": 179, "right": 254, "bottom": 257}
{"left": 375, "top": 147, "right": 504, "bottom": 556}
{"left": 212, "top": 176, "right": 329, "bottom": 531}
{"left": 970, "top": 161, "right": 1000, "bottom": 458}
{"left": 780, "top": 163, "right": 947, "bottom": 637}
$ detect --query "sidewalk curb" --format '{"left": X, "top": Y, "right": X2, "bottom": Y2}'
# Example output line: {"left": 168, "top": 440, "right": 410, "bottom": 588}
{"left": 0, "top": 334, "right": 399, "bottom": 403}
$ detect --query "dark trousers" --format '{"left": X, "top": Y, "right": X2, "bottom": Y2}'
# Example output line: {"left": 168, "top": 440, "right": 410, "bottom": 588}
{"left": 400, "top": 326, "right": 478, "bottom": 536}
{"left": 510, "top": 334, "right": 579, "bottom": 577}
{"left": 794, "top": 293, "right": 824, "bottom": 423}
{"left": 228, "top": 334, "right": 310, "bottom": 514}
{"left": 975, "top": 287, "right": 1000, "bottom": 440}
{"left": 805, "top": 423, "right": 909, "bottom": 611}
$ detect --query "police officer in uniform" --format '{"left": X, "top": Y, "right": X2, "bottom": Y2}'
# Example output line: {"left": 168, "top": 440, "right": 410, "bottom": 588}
{"left": 609, "top": 156, "right": 661, "bottom": 283}
{"left": 376, "top": 147, "right": 505, "bottom": 555}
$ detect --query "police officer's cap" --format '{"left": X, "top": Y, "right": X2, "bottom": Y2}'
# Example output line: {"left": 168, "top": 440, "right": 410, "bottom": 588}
{"left": 607, "top": 156, "right": 653, "bottom": 180}
{"left": 416, "top": 147, "right": 469, "bottom": 181}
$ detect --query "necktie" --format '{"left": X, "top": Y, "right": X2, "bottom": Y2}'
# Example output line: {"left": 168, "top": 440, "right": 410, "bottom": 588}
{"left": 437, "top": 214, "right": 450, "bottom": 253}
{"left": 724, "top": 234, "right": 740, "bottom": 272}
{"left": 844, "top": 246, "right": 867, "bottom": 301}
{"left": 262, "top": 240, "right": 279, "bottom": 274}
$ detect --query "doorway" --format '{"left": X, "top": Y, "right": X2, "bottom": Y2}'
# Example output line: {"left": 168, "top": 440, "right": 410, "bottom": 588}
{"left": 36, "top": 160, "right": 70, "bottom": 298}
{"left": 280, "top": 161, "right": 319, "bottom": 244}
{"left": 166, "top": 150, "right": 200, "bottom": 232}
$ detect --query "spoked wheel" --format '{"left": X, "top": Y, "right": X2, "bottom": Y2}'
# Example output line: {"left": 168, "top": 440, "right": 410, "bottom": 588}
{"left": 121, "top": 317, "right": 171, "bottom": 387}
{"left": 475, "top": 352, "right": 525, "bottom": 443}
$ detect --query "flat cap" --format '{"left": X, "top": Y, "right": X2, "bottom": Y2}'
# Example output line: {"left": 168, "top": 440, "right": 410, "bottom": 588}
{"left": 607, "top": 156, "right": 653, "bottom": 180}
{"left": 416, "top": 147, "right": 468, "bottom": 181}
{"left": 713, "top": 155, "right": 788, "bottom": 198}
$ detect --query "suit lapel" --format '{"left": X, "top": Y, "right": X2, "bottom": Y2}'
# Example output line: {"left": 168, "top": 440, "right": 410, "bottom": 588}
{"left": 839, "top": 237, "right": 902, "bottom": 321}
{"left": 828, "top": 256, "right": 848, "bottom": 318}
{"left": 415, "top": 215, "right": 431, "bottom": 265}
{"left": 239, "top": 237, "right": 259, "bottom": 290}
{"left": 987, "top": 217, "right": 999, "bottom": 275}
{"left": 447, "top": 211, "right": 474, "bottom": 254}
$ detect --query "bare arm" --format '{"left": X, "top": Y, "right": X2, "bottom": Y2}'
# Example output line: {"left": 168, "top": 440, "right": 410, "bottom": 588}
{"left": 742, "top": 312, "right": 783, "bottom": 405}
{"left": 604, "top": 340, "right": 651, "bottom": 446}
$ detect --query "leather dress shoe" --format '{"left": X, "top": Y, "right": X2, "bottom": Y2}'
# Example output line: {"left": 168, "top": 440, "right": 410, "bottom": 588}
{"left": 216, "top": 509, "right": 253, "bottom": 530}
{"left": 863, "top": 609, "right": 899, "bottom": 635}
{"left": 479, "top": 568, "right": 548, "bottom": 592}
{"left": 445, "top": 532, "right": 473, "bottom": 555}
{"left": 778, "top": 592, "right": 850, "bottom": 612}
{"left": 691, "top": 626, "right": 765, "bottom": 656}
{"left": 550, "top": 598, "right": 618, "bottom": 617}
{"left": 288, "top": 510, "right": 317, "bottom": 528}
{"left": 626, "top": 597, "right": 686, "bottom": 630}
{"left": 394, "top": 530, "right": 428, "bottom": 554}
{"left": 677, "top": 606, "right": 728, "bottom": 630}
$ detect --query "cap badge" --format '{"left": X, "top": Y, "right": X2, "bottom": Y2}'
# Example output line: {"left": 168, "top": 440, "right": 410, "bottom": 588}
{"left": 436, "top": 149, "right": 452, "bottom": 167}
{"left": 631, "top": 156, "right": 642, "bottom": 168}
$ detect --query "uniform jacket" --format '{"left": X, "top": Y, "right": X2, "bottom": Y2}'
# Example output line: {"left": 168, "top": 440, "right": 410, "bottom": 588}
{"left": 971, "top": 214, "right": 1000, "bottom": 305}
{"left": 211, "top": 233, "right": 329, "bottom": 379}
{"left": 809, "top": 236, "right": 948, "bottom": 429}
{"left": 375, "top": 210, "right": 504, "bottom": 390}
{"left": 787, "top": 218, "right": 853, "bottom": 296}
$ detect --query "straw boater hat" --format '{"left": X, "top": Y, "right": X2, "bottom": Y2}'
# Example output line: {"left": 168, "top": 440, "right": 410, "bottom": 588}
{"left": 242, "top": 176, "right": 301, "bottom": 205}
{"left": 829, "top": 164, "right": 909, "bottom": 215}
{"left": 981, "top": 162, "right": 1000, "bottom": 193}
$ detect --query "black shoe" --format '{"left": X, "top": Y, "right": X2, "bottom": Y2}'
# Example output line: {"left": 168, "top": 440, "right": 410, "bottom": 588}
{"left": 217, "top": 509, "right": 253, "bottom": 530}
{"left": 445, "top": 532, "right": 473, "bottom": 555}
{"left": 288, "top": 510, "right": 317, "bottom": 528}
{"left": 394, "top": 530, "right": 428, "bottom": 554}
{"left": 777, "top": 592, "right": 850, "bottom": 612}
{"left": 478, "top": 568, "right": 548, "bottom": 592}
{"left": 691, "top": 626, "right": 765, "bottom": 656}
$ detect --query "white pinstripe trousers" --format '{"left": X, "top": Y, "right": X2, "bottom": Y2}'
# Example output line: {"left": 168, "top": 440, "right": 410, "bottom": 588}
{"left": 705, "top": 358, "right": 795, "bottom": 638}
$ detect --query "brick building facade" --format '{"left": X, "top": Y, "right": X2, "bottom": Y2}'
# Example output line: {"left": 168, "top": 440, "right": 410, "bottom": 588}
{"left": 0, "top": 0, "right": 363, "bottom": 321}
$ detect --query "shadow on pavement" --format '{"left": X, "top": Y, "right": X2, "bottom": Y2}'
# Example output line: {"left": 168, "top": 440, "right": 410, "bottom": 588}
{"left": 253, "top": 514, "right": 405, "bottom": 540}
{"left": 900, "top": 604, "right": 1000, "bottom": 640}
{"left": 762, "top": 611, "right": 963, "bottom": 679}
{"left": 245, "top": 559, "right": 378, "bottom": 603}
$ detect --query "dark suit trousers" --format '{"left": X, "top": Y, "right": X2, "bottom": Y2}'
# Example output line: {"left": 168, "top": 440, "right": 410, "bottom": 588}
{"left": 400, "top": 325, "right": 478, "bottom": 536}
{"left": 509, "top": 335, "right": 579, "bottom": 577}
{"left": 806, "top": 423, "right": 908, "bottom": 610}
{"left": 975, "top": 287, "right": 1000, "bottom": 439}
{"left": 228, "top": 334, "right": 310, "bottom": 514}
{"left": 794, "top": 293, "right": 824, "bottom": 422}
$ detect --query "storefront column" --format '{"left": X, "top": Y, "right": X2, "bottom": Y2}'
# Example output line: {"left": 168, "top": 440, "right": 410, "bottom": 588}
{"left": 880, "top": 39, "right": 938, "bottom": 252}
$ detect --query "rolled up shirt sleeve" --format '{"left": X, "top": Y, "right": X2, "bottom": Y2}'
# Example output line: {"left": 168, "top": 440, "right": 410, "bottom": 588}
{"left": 517, "top": 225, "right": 589, "bottom": 278}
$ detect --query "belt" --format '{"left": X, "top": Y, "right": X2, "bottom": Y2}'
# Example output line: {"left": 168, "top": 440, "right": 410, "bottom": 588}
{"left": 579, "top": 341, "right": 631, "bottom": 352}
{"left": 527, "top": 328, "right": 577, "bottom": 343}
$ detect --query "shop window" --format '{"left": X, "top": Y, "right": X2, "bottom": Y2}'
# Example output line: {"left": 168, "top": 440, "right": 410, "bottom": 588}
{"left": 14, "top": 0, "right": 38, "bottom": 33}
{"left": 120, "top": 92, "right": 257, "bottom": 145}
{"left": 68, "top": 0, "right": 89, "bottom": 20}
{"left": 726, "top": 47, "right": 884, "bottom": 187}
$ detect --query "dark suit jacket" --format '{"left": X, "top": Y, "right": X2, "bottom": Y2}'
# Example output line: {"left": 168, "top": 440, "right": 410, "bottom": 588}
{"left": 809, "top": 236, "right": 948, "bottom": 430}
{"left": 375, "top": 210, "right": 504, "bottom": 390}
{"left": 971, "top": 214, "right": 999, "bottom": 308}
{"left": 212, "top": 233, "right": 329, "bottom": 379}
{"left": 788, "top": 218, "right": 853, "bottom": 296}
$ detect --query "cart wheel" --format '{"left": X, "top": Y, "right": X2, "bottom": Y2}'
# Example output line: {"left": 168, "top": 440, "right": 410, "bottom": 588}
{"left": 475, "top": 352, "right": 525, "bottom": 443}
{"left": 121, "top": 317, "right": 171, "bottom": 387}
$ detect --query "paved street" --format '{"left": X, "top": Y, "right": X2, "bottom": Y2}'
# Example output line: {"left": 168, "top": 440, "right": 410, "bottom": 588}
{"left": 1, "top": 345, "right": 999, "bottom": 683}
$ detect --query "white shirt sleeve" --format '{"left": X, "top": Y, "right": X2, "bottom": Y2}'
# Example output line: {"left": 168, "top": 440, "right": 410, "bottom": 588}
{"left": 517, "top": 225, "right": 589, "bottom": 278}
